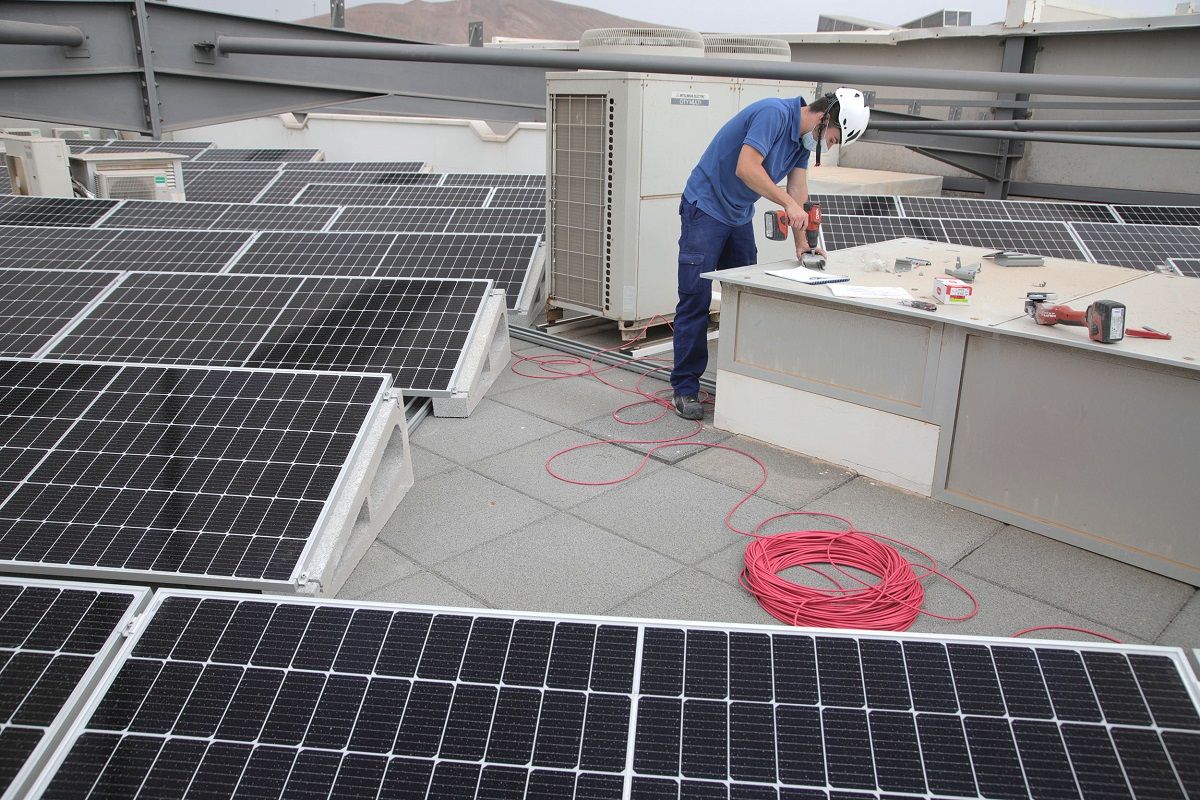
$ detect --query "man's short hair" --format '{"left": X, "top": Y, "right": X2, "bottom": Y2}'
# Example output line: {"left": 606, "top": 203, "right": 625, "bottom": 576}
{"left": 808, "top": 93, "right": 841, "bottom": 126}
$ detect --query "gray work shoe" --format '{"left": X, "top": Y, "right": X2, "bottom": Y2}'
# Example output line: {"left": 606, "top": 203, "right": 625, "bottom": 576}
{"left": 672, "top": 394, "right": 704, "bottom": 420}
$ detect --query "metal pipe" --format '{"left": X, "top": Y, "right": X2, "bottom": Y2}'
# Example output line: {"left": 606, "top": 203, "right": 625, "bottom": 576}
{"left": 0, "top": 20, "right": 85, "bottom": 47}
{"left": 874, "top": 118, "right": 1200, "bottom": 133}
{"left": 213, "top": 36, "right": 1200, "bottom": 100}
{"left": 871, "top": 128, "right": 1200, "bottom": 148}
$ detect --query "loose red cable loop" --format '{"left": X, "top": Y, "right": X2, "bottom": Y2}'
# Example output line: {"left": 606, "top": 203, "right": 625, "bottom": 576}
{"left": 513, "top": 317, "right": 1108, "bottom": 639}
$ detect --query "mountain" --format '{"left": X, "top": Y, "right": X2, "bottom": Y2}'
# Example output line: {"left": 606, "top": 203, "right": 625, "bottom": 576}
{"left": 295, "top": 0, "right": 662, "bottom": 44}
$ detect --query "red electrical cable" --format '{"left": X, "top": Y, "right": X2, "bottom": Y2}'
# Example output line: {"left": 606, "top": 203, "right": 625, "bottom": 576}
{"left": 513, "top": 318, "right": 1108, "bottom": 639}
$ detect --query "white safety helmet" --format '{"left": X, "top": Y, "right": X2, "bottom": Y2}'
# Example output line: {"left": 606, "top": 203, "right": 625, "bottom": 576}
{"left": 832, "top": 86, "right": 871, "bottom": 147}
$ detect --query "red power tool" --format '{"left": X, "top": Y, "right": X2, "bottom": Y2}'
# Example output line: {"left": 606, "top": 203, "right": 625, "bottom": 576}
{"left": 765, "top": 202, "right": 824, "bottom": 267}
{"left": 1024, "top": 292, "right": 1171, "bottom": 343}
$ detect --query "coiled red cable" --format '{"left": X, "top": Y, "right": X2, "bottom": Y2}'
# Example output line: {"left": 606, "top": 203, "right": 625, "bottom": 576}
{"left": 513, "top": 318, "right": 1112, "bottom": 640}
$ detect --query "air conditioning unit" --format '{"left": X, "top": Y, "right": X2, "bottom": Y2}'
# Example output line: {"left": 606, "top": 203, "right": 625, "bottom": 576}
{"left": 0, "top": 128, "right": 41, "bottom": 137}
{"left": 53, "top": 127, "right": 92, "bottom": 140}
{"left": 702, "top": 35, "right": 792, "bottom": 62}
{"left": 69, "top": 151, "right": 187, "bottom": 201}
{"left": 579, "top": 27, "right": 705, "bottom": 58}
{"left": 545, "top": 72, "right": 816, "bottom": 332}
{"left": 1, "top": 135, "right": 73, "bottom": 197}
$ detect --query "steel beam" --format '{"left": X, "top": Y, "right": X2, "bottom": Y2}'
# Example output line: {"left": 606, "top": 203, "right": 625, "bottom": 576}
{"left": 212, "top": 36, "right": 1200, "bottom": 100}
{"left": 874, "top": 118, "right": 1200, "bottom": 132}
{"left": 0, "top": 19, "right": 84, "bottom": 47}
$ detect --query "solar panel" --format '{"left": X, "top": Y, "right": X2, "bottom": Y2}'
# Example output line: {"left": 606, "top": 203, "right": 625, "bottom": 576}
{"left": 231, "top": 231, "right": 396, "bottom": 275}
{"left": 182, "top": 161, "right": 283, "bottom": 173}
{"left": 1168, "top": 257, "right": 1200, "bottom": 277}
{"left": 99, "top": 200, "right": 230, "bottom": 230}
{"left": 443, "top": 207, "right": 546, "bottom": 235}
{"left": 0, "top": 197, "right": 118, "bottom": 228}
{"left": 181, "top": 170, "right": 282, "bottom": 204}
{"left": 86, "top": 229, "right": 253, "bottom": 272}
{"left": 82, "top": 140, "right": 213, "bottom": 150}
{"left": 195, "top": 148, "right": 322, "bottom": 163}
{"left": 0, "top": 359, "right": 388, "bottom": 585}
{"left": 442, "top": 172, "right": 547, "bottom": 187}
{"left": 0, "top": 269, "right": 121, "bottom": 357}
{"left": 386, "top": 186, "right": 492, "bottom": 207}
{"left": 99, "top": 145, "right": 208, "bottom": 160}
{"left": 810, "top": 194, "right": 899, "bottom": 217}
{"left": 291, "top": 184, "right": 400, "bottom": 207}
{"left": 898, "top": 196, "right": 1012, "bottom": 220}
{"left": 366, "top": 172, "right": 446, "bottom": 187}
{"left": 1072, "top": 221, "right": 1200, "bottom": 270}
{"left": 821, "top": 215, "right": 947, "bottom": 251}
{"left": 330, "top": 206, "right": 455, "bottom": 233}
{"left": 1112, "top": 205, "right": 1200, "bottom": 226}
{"left": 45, "top": 272, "right": 493, "bottom": 394}
{"left": 999, "top": 200, "right": 1120, "bottom": 223}
{"left": 254, "top": 171, "right": 360, "bottom": 204}
{"left": 280, "top": 161, "right": 425, "bottom": 172}
{"left": 941, "top": 218, "right": 1090, "bottom": 260}
{"left": 0, "top": 226, "right": 120, "bottom": 269}
{"left": 489, "top": 187, "right": 547, "bottom": 208}
{"left": 376, "top": 233, "right": 541, "bottom": 307}
{"left": 34, "top": 595, "right": 1200, "bottom": 800}
{"left": 209, "top": 203, "right": 338, "bottom": 232}
{"left": 0, "top": 576, "right": 146, "bottom": 800}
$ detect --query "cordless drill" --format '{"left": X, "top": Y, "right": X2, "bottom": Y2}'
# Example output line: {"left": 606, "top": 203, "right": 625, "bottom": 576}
{"left": 764, "top": 201, "right": 824, "bottom": 267}
{"left": 1024, "top": 293, "right": 1171, "bottom": 343}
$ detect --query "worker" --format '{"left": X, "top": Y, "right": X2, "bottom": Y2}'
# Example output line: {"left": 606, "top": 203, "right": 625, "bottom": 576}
{"left": 670, "top": 87, "right": 871, "bottom": 420}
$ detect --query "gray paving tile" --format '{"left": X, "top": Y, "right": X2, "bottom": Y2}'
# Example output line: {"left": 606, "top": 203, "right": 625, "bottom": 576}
{"left": 1157, "top": 591, "right": 1200, "bottom": 651}
{"left": 472, "top": 429, "right": 664, "bottom": 510}
{"left": 802, "top": 477, "right": 1003, "bottom": 567}
{"left": 910, "top": 570, "right": 1136, "bottom": 643}
{"left": 336, "top": 542, "right": 422, "bottom": 599}
{"left": 434, "top": 512, "right": 680, "bottom": 615}
{"left": 572, "top": 468, "right": 788, "bottom": 565}
{"left": 575, "top": 404, "right": 733, "bottom": 465}
{"left": 488, "top": 348, "right": 559, "bottom": 395}
{"left": 411, "top": 398, "right": 562, "bottom": 464}
{"left": 357, "top": 570, "right": 484, "bottom": 607}
{"left": 410, "top": 444, "right": 456, "bottom": 483}
{"left": 959, "top": 526, "right": 1193, "bottom": 641}
{"left": 679, "top": 434, "right": 856, "bottom": 508}
{"left": 607, "top": 568, "right": 782, "bottom": 626}
{"left": 494, "top": 373, "right": 650, "bottom": 426}
{"left": 379, "top": 467, "right": 555, "bottom": 565}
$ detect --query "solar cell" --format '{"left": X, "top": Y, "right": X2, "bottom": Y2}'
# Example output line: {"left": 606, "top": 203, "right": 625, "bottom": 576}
{"left": 0, "top": 360, "right": 387, "bottom": 585}
{"left": 87, "top": 229, "right": 253, "bottom": 272}
{"left": 34, "top": 596, "right": 1200, "bottom": 800}
{"left": 45, "top": 271, "right": 492, "bottom": 394}
{"left": 0, "top": 269, "right": 121, "bottom": 357}
{"left": 0, "top": 226, "right": 120, "bottom": 269}
{"left": 489, "top": 187, "right": 547, "bottom": 208}
{"left": 820, "top": 215, "right": 947, "bottom": 251}
{"left": 898, "top": 196, "right": 1011, "bottom": 220}
{"left": 180, "top": 170, "right": 281, "bottom": 204}
{"left": 1072, "top": 222, "right": 1200, "bottom": 270}
{"left": 98, "top": 200, "right": 229, "bottom": 230}
{"left": 230, "top": 231, "right": 395, "bottom": 275}
{"left": 941, "top": 218, "right": 1090, "bottom": 260}
{"left": 0, "top": 197, "right": 118, "bottom": 228}
{"left": 0, "top": 576, "right": 145, "bottom": 800}
{"left": 1112, "top": 205, "right": 1200, "bottom": 226}
{"left": 441, "top": 173, "right": 546, "bottom": 187}
{"left": 810, "top": 194, "right": 899, "bottom": 217}
{"left": 291, "top": 184, "right": 399, "bottom": 206}
{"left": 194, "top": 148, "right": 321, "bottom": 163}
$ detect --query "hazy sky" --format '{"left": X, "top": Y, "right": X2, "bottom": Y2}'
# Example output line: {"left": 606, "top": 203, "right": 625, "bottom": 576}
{"left": 172, "top": 0, "right": 1180, "bottom": 32}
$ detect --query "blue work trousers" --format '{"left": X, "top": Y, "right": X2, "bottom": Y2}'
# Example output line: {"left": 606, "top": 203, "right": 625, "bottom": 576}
{"left": 671, "top": 200, "right": 757, "bottom": 397}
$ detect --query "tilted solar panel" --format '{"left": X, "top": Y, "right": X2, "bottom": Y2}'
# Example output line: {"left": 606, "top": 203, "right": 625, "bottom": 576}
{"left": 941, "top": 218, "right": 1090, "bottom": 261}
{"left": 1112, "top": 205, "right": 1200, "bottom": 227}
{"left": 0, "top": 197, "right": 118, "bottom": 228}
{"left": 32, "top": 595, "right": 1200, "bottom": 800}
{"left": 820, "top": 215, "right": 948, "bottom": 251}
{"left": 0, "top": 269, "right": 121, "bottom": 357}
{"left": 1072, "top": 221, "right": 1200, "bottom": 270}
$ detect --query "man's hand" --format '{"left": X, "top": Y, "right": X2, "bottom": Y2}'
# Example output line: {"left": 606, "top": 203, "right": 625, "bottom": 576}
{"left": 796, "top": 242, "right": 829, "bottom": 261}
{"left": 780, "top": 201, "right": 807, "bottom": 234}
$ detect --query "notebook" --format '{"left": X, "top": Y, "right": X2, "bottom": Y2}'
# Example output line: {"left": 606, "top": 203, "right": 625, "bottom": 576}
{"left": 765, "top": 265, "right": 850, "bottom": 285}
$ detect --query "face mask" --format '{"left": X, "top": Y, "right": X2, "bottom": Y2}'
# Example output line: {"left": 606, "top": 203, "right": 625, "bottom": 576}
{"left": 802, "top": 131, "right": 818, "bottom": 152}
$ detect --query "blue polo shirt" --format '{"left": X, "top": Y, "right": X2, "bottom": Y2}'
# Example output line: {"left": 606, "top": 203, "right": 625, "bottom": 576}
{"left": 683, "top": 97, "right": 810, "bottom": 227}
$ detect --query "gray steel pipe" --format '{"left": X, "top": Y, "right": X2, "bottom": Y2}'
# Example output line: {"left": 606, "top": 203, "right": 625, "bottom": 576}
{"left": 0, "top": 20, "right": 84, "bottom": 47}
{"left": 213, "top": 36, "right": 1200, "bottom": 100}
{"left": 876, "top": 128, "right": 1200, "bottom": 148}
{"left": 874, "top": 118, "right": 1200, "bottom": 133}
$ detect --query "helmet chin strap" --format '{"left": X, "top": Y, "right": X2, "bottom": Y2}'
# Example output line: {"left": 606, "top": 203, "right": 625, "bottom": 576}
{"left": 814, "top": 116, "right": 828, "bottom": 167}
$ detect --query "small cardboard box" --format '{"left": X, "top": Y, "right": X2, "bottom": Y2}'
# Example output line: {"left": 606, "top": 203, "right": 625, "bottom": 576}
{"left": 933, "top": 277, "right": 973, "bottom": 305}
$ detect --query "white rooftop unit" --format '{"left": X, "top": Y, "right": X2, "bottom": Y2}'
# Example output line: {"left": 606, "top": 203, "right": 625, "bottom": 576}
{"left": 2, "top": 135, "right": 73, "bottom": 197}
{"left": 52, "top": 126, "right": 92, "bottom": 140}
{"left": 546, "top": 71, "right": 816, "bottom": 333}
{"left": 702, "top": 35, "right": 792, "bottom": 61}
{"left": 69, "top": 150, "right": 187, "bottom": 201}
{"left": 578, "top": 27, "right": 705, "bottom": 58}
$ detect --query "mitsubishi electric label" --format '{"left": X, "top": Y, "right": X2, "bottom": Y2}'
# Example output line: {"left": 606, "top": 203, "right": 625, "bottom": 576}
{"left": 671, "top": 91, "right": 710, "bottom": 106}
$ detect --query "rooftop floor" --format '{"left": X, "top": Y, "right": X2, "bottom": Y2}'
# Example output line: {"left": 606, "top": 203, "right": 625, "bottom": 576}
{"left": 339, "top": 335, "right": 1200, "bottom": 661}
